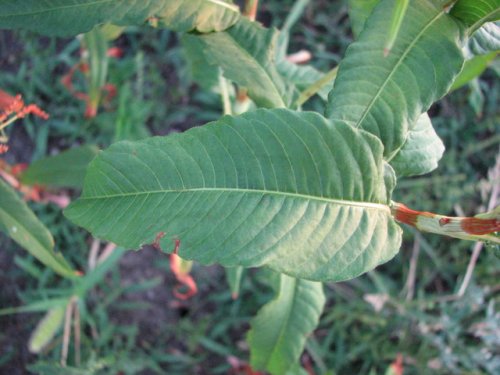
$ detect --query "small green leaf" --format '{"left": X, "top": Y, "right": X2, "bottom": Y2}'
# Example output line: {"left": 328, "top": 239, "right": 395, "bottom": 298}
{"left": 21, "top": 145, "right": 99, "bottom": 189}
{"left": 277, "top": 59, "right": 331, "bottom": 101}
{"left": 450, "top": 0, "right": 500, "bottom": 33}
{"left": 451, "top": 51, "right": 498, "bottom": 90}
{"left": 193, "top": 18, "right": 294, "bottom": 108}
{"left": 0, "top": 179, "right": 76, "bottom": 278}
{"left": 0, "top": 0, "right": 240, "bottom": 36}
{"left": 389, "top": 113, "right": 445, "bottom": 177}
{"left": 65, "top": 109, "right": 402, "bottom": 282}
{"left": 248, "top": 273, "right": 325, "bottom": 375}
{"left": 327, "top": 0, "right": 464, "bottom": 160}
{"left": 28, "top": 306, "right": 66, "bottom": 353}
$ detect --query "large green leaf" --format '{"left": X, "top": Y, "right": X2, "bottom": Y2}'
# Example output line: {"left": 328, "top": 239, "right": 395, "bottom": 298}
{"left": 192, "top": 18, "right": 294, "bottom": 108}
{"left": 450, "top": 0, "right": 500, "bottom": 33}
{"left": 248, "top": 273, "right": 325, "bottom": 375}
{"left": 0, "top": 0, "right": 240, "bottom": 36}
{"left": 326, "top": 0, "right": 464, "bottom": 160}
{"left": 21, "top": 145, "right": 99, "bottom": 189}
{"left": 389, "top": 113, "right": 445, "bottom": 177}
{"left": 0, "top": 179, "right": 76, "bottom": 278}
{"left": 65, "top": 109, "right": 402, "bottom": 282}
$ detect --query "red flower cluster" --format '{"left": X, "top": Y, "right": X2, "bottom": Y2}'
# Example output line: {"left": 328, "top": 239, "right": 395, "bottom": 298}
{"left": 0, "top": 89, "right": 49, "bottom": 154}
{"left": 0, "top": 90, "right": 49, "bottom": 123}
{"left": 60, "top": 46, "right": 122, "bottom": 118}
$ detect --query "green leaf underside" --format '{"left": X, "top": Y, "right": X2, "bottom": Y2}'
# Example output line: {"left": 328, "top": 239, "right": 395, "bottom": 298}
{"left": 467, "top": 22, "right": 500, "bottom": 56}
{"left": 0, "top": 0, "right": 240, "bottom": 36}
{"left": 66, "top": 109, "right": 402, "bottom": 282}
{"left": 0, "top": 179, "right": 75, "bottom": 278}
{"left": 326, "top": 0, "right": 464, "bottom": 160}
{"left": 21, "top": 145, "right": 99, "bottom": 188}
{"left": 451, "top": 0, "right": 500, "bottom": 32}
{"left": 390, "top": 113, "right": 445, "bottom": 177}
{"left": 194, "top": 18, "right": 294, "bottom": 108}
{"left": 248, "top": 274, "right": 325, "bottom": 375}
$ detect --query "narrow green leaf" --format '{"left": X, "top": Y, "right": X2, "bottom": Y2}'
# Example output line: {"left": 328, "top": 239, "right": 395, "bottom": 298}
{"left": 327, "top": 0, "right": 465, "bottom": 160}
{"left": 225, "top": 266, "right": 244, "bottom": 298}
{"left": 248, "top": 274, "right": 325, "bottom": 375}
{"left": 84, "top": 26, "right": 109, "bottom": 116}
{"left": 0, "top": 179, "right": 76, "bottom": 278}
{"left": 0, "top": 0, "right": 240, "bottom": 36}
{"left": 114, "top": 83, "right": 152, "bottom": 142}
{"left": 384, "top": 0, "right": 409, "bottom": 56}
{"left": 193, "top": 18, "right": 294, "bottom": 108}
{"left": 450, "top": 0, "right": 500, "bottom": 33}
{"left": 65, "top": 109, "right": 402, "bottom": 282}
{"left": 347, "top": 0, "right": 380, "bottom": 38}
{"left": 21, "top": 145, "right": 99, "bottom": 188}
{"left": 27, "top": 363, "right": 91, "bottom": 375}
{"left": 0, "top": 298, "right": 69, "bottom": 316}
{"left": 28, "top": 306, "right": 66, "bottom": 353}
{"left": 451, "top": 51, "right": 498, "bottom": 90}
{"left": 282, "top": 0, "right": 310, "bottom": 35}
{"left": 73, "top": 248, "right": 126, "bottom": 297}
{"left": 389, "top": 113, "right": 445, "bottom": 177}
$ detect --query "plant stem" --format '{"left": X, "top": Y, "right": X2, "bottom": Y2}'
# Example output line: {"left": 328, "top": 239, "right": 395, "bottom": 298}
{"left": 244, "top": 0, "right": 259, "bottom": 21}
{"left": 61, "top": 297, "right": 75, "bottom": 366}
{"left": 73, "top": 301, "right": 81, "bottom": 366}
{"left": 219, "top": 69, "right": 232, "bottom": 116}
{"left": 456, "top": 156, "right": 500, "bottom": 297}
{"left": 404, "top": 234, "right": 421, "bottom": 301}
{"left": 294, "top": 66, "right": 338, "bottom": 107}
{"left": 0, "top": 114, "right": 20, "bottom": 132}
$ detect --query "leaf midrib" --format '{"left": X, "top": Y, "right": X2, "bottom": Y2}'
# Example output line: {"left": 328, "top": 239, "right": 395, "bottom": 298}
{"left": 0, "top": 0, "right": 239, "bottom": 18}
{"left": 354, "top": 6, "right": 445, "bottom": 128}
{"left": 77, "top": 187, "right": 390, "bottom": 212}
